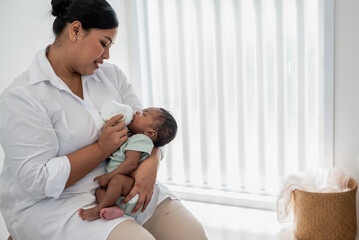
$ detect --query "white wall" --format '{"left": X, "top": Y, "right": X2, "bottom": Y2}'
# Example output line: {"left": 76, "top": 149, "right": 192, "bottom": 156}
{"left": 0, "top": 0, "right": 359, "bottom": 238}
{"left": 334, "top": 0, "right": 359, "bottom": 233}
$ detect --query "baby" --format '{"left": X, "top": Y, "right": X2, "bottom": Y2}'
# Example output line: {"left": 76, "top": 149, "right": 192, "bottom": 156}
{"left": 79, "top": 102, "right": 177, "bottom": 221}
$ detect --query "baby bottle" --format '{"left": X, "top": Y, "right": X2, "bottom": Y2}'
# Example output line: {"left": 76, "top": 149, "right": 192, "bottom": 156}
{"left": 100, "top": 101, "right": 133, "bottom": 125}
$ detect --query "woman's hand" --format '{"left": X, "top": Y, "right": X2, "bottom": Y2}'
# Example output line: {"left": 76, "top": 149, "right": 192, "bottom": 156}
{"left": 94, "top": 174, "right": 110, "bottom": 188}
{"left": 121, "top": 148, "right": 160, "bottom": 213}
{"left": 97, "top": 114, "right": 128, "bottom": 158}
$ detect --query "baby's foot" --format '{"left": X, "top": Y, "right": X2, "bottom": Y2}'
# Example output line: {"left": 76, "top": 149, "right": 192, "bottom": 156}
{"left": 100, "top": 206, "right": 125, "bottom": 220}
{"left": 78, "top": 207, "right": 101, "bottom": 221}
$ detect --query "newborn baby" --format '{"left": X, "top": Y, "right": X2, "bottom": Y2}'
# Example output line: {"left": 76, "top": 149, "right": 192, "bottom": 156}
{"left": 79, "top": 101, "right": 177, "bottom": 221}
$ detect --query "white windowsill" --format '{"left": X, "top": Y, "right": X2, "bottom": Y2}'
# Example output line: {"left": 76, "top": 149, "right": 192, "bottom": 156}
{"left": 164, "top": 184, "right": 277, "bottom": 211}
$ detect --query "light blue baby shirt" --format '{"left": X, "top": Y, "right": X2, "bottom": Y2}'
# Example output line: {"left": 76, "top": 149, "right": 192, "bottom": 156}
{"left": 106, "top": 134, "right": 154, "bottom": 174}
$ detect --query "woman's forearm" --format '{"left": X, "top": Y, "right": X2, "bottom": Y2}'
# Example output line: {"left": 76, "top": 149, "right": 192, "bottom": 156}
{"left": 146, "top": 147, "right": 161, "bottom": 171}
{"left": 65, "top": 142, "right": 107, "bottom": 188}
{"left": 123, "top": 147, "right": 160, "bottom": 212}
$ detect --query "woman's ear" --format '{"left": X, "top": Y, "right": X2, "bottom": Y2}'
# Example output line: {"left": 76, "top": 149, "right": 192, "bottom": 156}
{"left": 145, "top": 129, "right": 157, "bottom": 140}
{"left": 68, "top": 21, "right": 82, "bottom": 41}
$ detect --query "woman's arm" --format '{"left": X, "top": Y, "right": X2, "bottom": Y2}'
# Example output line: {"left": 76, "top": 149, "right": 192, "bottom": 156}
{"left": 121, "top": 147, "right": 160, "bottom": 213}
{"left": 65, "top": 115, "right": 129, "bottom": 188}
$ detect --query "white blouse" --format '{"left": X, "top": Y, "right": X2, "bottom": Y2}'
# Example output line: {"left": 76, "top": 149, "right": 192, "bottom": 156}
{"left": 0, "top": 48, "right": 176, "bottom": 240}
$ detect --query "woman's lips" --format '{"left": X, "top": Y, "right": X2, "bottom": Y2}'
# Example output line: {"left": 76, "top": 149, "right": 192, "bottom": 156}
{"left": 94, "top": 61, "right": 103, "bottom": 69}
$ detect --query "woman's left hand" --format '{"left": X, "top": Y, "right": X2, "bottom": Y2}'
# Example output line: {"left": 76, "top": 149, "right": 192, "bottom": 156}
{"left": 121, "top": 148, "right": 160, "bottom": 213}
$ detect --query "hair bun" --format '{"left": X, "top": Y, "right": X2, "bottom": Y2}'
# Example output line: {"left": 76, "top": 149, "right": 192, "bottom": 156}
{"left": 51, "top": 0, "right": 72, "bottom": 18}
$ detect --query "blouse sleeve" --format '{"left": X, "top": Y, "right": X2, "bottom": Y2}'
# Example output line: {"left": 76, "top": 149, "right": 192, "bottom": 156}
{"left": 113, "top": 65, "right": 143, "bottom": 112}
{"left": 0, "top": 90, "right": 70, "bottom": 199}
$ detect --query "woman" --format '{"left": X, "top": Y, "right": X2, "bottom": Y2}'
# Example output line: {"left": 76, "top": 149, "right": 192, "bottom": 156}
{"left": 0, "top": 0, "right": 207, "bottom": 239}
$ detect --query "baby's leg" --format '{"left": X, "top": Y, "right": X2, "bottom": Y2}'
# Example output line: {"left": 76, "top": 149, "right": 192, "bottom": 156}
{"left": 100, "top": 175, "right": 135, "bottom": 220}
{"left": 99, "top": 174, "right": 134, "bottom": 208}
{"left": 79, "top": 175, "right": 133, "bottom": 221}
{"left": 78, "top": 188, "right": 106, "bottom": 221}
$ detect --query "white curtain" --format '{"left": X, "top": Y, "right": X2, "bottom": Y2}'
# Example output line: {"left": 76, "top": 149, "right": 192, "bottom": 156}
{"left": 125, "top": 0, "right": 334, "bottom": 205}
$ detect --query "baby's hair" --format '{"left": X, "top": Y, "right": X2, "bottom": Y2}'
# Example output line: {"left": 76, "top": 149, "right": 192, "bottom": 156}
{"left": 153, "top": 108, "right": 178, "bottom": 147}
{"left": 51, "top": 0, "right": 118, "bottom": 36}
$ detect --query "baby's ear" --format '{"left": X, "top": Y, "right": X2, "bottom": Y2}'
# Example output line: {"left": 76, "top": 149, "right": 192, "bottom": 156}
{"left": 145, "top": 129, "right": 157, "bottom": 140}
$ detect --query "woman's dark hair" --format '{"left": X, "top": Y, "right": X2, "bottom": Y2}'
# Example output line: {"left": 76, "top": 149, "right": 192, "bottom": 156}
{"left": 153, "top": 108, "right": 178, "bottom": 147}
{"left": 51, "top": 0, "right": 119, "bottom": 36}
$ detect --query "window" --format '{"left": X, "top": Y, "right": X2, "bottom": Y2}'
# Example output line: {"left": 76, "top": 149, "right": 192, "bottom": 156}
{"left": 125, "top": 0, "right": 334, "bottom": 209}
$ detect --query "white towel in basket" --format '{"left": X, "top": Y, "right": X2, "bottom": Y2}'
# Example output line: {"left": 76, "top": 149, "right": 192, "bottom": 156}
{"left": 276, "top": 168, "right": 351, "bottom": 223}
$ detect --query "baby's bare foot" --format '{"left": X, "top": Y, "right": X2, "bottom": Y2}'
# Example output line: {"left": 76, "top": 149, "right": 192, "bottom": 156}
{"left": 100, "top": 206, "right": 125, "bottom": 220}
{"left": 78, "top": 207, "right": 101, "bottom": 221}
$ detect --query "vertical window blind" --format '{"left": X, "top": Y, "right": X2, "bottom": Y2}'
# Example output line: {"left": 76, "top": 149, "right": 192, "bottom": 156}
{"left": 125, "top": 0, "right": 334, "bottom": 208}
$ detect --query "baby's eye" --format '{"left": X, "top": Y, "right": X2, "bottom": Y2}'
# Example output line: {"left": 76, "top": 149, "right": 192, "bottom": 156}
{"left": 100, "top": 41, "right": 106, "bottom": 47}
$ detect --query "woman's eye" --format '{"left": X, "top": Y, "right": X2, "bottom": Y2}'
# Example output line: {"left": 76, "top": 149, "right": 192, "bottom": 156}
{"left": 100, "top": 41, "right": 106, "bottom": 47}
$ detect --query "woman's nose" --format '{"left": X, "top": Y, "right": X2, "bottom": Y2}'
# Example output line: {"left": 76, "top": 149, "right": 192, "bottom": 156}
{"left": 102, "top": 47, "right": 110, "bottom": 59}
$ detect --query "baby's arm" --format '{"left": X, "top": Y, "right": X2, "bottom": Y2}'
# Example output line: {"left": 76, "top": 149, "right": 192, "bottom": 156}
{"left": 107, "top": 151, "right": 142, "bottom": 179}
{"left": 95, "top": 151, "right": 142, "bottom": 187}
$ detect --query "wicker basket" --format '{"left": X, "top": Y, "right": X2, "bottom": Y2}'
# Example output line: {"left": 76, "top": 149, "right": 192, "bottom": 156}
{"left": 293, "top": 178, "right": 357, "bottom": 240}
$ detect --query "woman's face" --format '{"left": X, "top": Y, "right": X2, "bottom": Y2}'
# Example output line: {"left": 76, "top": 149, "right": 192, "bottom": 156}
{"left": 72, "top": 28, "right": 118, "bottom": 75}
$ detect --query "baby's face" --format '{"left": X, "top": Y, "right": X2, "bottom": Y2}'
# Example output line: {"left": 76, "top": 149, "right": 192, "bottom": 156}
{"left": 127, "top": 107, "right": 162, "bottom": 134}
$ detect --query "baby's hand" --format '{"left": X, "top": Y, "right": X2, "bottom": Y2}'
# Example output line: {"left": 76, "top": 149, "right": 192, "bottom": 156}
{"left": 94, "top": 174, "right": 110, "bottom": 187}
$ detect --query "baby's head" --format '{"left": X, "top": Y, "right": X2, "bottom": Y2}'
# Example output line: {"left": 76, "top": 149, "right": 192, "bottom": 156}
{"left": 127, "top": 107, "right": 177, "bottom": 147}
